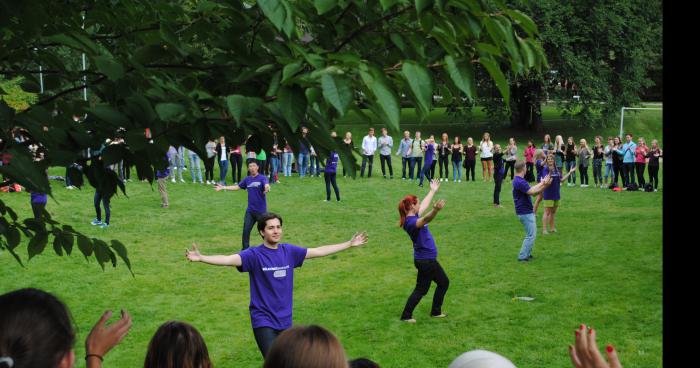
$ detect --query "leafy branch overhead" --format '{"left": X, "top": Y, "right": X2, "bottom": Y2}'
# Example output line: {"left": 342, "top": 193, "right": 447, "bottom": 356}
{"left": 0, "top": 0, "right": 545, "bottom": 267}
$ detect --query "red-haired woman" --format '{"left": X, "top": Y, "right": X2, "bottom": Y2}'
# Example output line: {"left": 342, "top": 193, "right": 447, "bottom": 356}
{"left": 398, "top": 179, "right": 449, "bottom": 323}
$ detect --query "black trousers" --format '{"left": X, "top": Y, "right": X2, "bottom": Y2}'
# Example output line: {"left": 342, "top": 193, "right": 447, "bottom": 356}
{"left": 401, "top": 157, "right": 409, "bottom": 178}
{"left": 613, "top": 162, "right": 622, "bottom": 186}
{"left": 409, "top": 157, "right": 422, "bottom": 180}
{"left": 94, "top": 191, "right": 111, "bottom": 224}
{"left": 525, "top": 162, "right": 535, "bottom": 182}
{"left": 204, "top": 156, "right": 215, "bottom": 181}
{"left": 464, "top": 159, "right": 476, "bottom": 181}
{"left": 361, "top": 155, "right": 374, "bottom": 177}
{"left": 648, "top": 165, "right": 659, "bottom": 189}
{"left": 253, "top": 327, "right": 284, "bottom": 357}
{"left": 623, "top": 163, "right": 635, "bottom": 186}
{"left": 429, "top": 160, "right": 437, "bottom": 179}
{"left": 579, "top": 165, "right": 589, "bottom": 185}
{"left": 504, "top": 160, "right": 515, "bottom": 180}
{"left": 324, "top": 172, "right": 340, "bottom": 201}
{"left": 401, "top": 259, "right": 450, "bottom": 319}
{"left": 635, "top": 162, "right": 646, "bottom": 186}
{"left": 493, "top": 171, "right": 503, "bottom": 204}
{"left": 380, "top": 154, "right": 393, "bottom": 177}
{"left": 438, "top": 156, "right": 449, "bottom": 179}
{"left": 230, "top": 153, "right": 243, "bottom": 183}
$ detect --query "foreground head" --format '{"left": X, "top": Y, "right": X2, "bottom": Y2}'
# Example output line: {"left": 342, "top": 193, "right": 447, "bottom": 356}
{"left": 144, "top": 321, "right": 212, "bottom": 368}
{"left": 263, "top": 325, "right": 347, "bottom": 368}
{"left": 403, "top": 130, "right": 410, "bottom": 139}
{"left": 546, "top": 153, "right": 556, "bottom": 169}
{"left": 398, "top": 195, "right": 419, "bottom": 226}
{"left": 483, "top": 132, "right": 490, "bottom": 141}
{"left": 448, "top": 350, "right": 516, "bottom": 368}
{"left": 257, "top": 212, "right": 284, "bottom": 243}
{"left": 0, "top": 288, "right": 76, "bottom": 368}
{"left": 613, "top": 136, "right": 622, "bottom": 145}
{"left": 514, "top": 160, "right": 526, "bottom": 175}
{"left": 625, "top": 133, "right": 633, "bottom": 142}
{"left": 493, "top": 144, "right": 501, "bottom": 152}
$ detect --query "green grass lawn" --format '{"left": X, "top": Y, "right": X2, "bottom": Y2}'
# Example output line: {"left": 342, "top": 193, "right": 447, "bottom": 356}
{"left": 1, "top": 157, "right": 662, "bottom": 367}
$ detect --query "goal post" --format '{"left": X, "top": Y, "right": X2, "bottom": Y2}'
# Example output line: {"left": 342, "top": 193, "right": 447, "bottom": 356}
{"left": 619, "top": 106, "right": 662, "bottom": 138}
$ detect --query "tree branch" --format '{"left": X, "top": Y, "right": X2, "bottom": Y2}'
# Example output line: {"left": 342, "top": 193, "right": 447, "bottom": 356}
{"left": 334, "top": 6, "right": 412, "bottom": 53}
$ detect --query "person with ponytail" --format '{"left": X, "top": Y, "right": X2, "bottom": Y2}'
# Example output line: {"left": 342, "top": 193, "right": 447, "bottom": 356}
{"left": 398, "top": 179, "right": 450, "bottom": 323}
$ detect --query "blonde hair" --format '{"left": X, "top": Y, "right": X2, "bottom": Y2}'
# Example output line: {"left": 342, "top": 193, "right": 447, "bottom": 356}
{"left": 555, "top": 135, "right": 564, "bottom": 147}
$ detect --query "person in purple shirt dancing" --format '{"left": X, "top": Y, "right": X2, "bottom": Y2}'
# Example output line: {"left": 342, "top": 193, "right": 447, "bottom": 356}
{"left": 418, "top": 137, "right": 435, "bottom": 187}
{"left": 216, "top": 161, "right": 271, "bottom": 250}
{"left": 185, "top": 212, "right": 368, "bottom": 357}
{"left": 511, "top": 161, "right": 552, "bottom": 262}
{"left": 398, "top": 179, "right": 449, "bottom": 322}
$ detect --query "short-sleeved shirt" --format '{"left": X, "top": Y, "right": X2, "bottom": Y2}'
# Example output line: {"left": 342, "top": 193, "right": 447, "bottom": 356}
{"left": 237, "top": 243, "right": 308, "bottom": 330}
{"left": 512, "top": 176, "right": 533, "bottom": 215}
{"left": 324, "top": 152, "right": 339, "bottom": 173}
{"left": 238, "top": 174, "right": 269, "bottom": 214}
{"left": 480, "top": 141, "right": 493, "bottom": 158}
{"left": 541, "top": 166, "right": 561, "bottom": 201}
{"left": 30, "top": 191, "right": 47, "bottom": 204}
{"left": 403, "top": 215, "right": 438, "bottom": 260}
{"left": 424, "top": 144, "right": 435, "bottom": 165}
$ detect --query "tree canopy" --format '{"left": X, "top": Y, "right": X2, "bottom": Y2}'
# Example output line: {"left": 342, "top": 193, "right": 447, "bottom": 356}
{"left": 0, "top": 0, "right": 545, "bottom": 268}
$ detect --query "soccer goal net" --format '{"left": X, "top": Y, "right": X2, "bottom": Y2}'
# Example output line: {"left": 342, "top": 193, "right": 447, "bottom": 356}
{"left": 619, "top": 104, "right": 662, "bottom": 138}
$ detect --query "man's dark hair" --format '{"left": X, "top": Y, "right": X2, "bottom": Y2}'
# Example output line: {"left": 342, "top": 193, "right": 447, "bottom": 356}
{"left": 257, "top": 212, "right": 283, "bottom": 237}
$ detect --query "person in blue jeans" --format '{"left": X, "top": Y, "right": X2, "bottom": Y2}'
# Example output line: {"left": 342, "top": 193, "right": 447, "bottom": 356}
{"left": 398, "top": 179, "right": 449, "bottom": 322}
{"left": 186, "top": 212, "right": 368, "bottom": 356}
{"left": 418, "top": 136, "right": 435, "bottom": 187}
{"left": 511, "top": 160, "right": 552, "bottom": 262}
{"left": 215, "top": 161, "right": 271, "bottom": 250}
{"left": 188, "top": 148, "right": 203, "bottom": 184}
{"left": 298, "top": 127, "right": 311, "bottom": 177}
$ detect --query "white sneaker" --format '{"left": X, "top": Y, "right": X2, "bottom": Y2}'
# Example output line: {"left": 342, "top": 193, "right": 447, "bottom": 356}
{"left": 458, "top": 180, "right": 462, "bottom": 182}
{"left": 180, "top": 179, "right": 186, "bottom": 183}
{"left": 171, "top": 178, "right": 176, "bottom": 183}
{"left": 654, "top": 189, "right": 658, "bottom": 192}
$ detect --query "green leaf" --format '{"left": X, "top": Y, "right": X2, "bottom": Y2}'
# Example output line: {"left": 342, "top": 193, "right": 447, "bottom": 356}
{"left": 27, "top": 231, "right": 48, "bottom": 260}
{"left": 444, "top": 55, "right": 476, "bottom": 100}
{"left": 111, "top": 240, "right": 133, "bottom": 275}
{"left": 480, "top": 57, "right": 509, "bottom": 101}
{"left": 282, "top": 62, "right": 304, "bottom": 84}
{"left": 416, "top": 0, "right": 434, "bottom": 14}
{"left": 0, "top": 148, "right": 50, "bottom": 194}
{"left": 258, "top": 0, "right": 289, "bottom": 35}
{"left": 93, "top": 239, "right": 114, "bottom": 270}
{"left": 380, "top": 0, "right": 399, "bottom": 11}
{"left": 314, "top": 0, "right": 337, "bottom": 14}
{"left": 277, "top": 86, "right": 307, "bottom": 132}
{"left": 401, "top": 61, "right": 433, "bottom": 114}
{"left": 359, "top": 69, "right": 400, "bottom": 131}
{"left": 305, "top": 87, "right": 322, "bottom": 104}
{"left": 506, "top": 9, "right": 538, "bottom": 36}
{"left": 155, "top": 103, "right": 186, "bottom": 122}
{"left": 93, "top": 55, "right": 125, "bottom": 80}
{"left": 225, "top": 95, "right": 263, "bottom": 125}
{"left": 60, "top": 231, "right": 74, "bottom": 255}
{"left": 89, "top": 105, "right": 131, "bottom": 127}
{"left": 476, "top": 42, "right": 502, "bottom": 56}
{"left": 321, "top": 74, "right": 353, "bottom": 117}
{"left": 77, "top": 235, "right": 93, "bottom": 259}
{"left": 5, "top": 226, "right": 20, "bottom": 249}
{"left": 53, "top": 235, "right": 63, "bottom": 256}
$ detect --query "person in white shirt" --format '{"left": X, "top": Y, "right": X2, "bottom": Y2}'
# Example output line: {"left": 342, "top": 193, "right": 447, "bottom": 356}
{"left": 360, "top": 128, "right": 378, "bottom": 178}
{"left": 478, "top": 132, "right": 494, "bottom": 182}
{"left": 378, "top": 128, "right": 394, "bottom": 179}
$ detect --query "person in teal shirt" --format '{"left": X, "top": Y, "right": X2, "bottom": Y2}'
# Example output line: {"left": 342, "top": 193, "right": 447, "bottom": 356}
{"left": 615, "top": 133, "right": 636, "bottom": 187}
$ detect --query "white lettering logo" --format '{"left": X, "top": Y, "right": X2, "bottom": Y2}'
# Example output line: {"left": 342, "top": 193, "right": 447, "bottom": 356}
{"left": 273, "top": 269, "right": 287, "bottom": 278}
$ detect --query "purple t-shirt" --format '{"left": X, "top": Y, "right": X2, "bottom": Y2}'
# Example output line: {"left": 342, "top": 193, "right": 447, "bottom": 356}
{"left": 541, "top": 166, "right": 561, "bottom": 200}
{"left": 237, "top": 243, "right": 308, "bottom": 330}
{"left": 512, "top": 176, "right": 533, "bottom": 215}
{"left": 324, "top": 152, "right": 339, "bottom": 174}
{"left": 424, "top": 144, "right": 435, "bottom": 165}
{"left": 403, "top": 215, "right": 438, "bottom": 260}
{"left": 238, "top": 174, "right": 269, "bottom": 214}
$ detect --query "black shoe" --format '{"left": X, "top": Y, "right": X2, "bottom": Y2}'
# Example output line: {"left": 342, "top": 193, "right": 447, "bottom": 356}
{"left": 518, "top": 258, "right": 529, "bottom": 262}
{"left": 528, "top": 255, "right": 534, "bottom": 260}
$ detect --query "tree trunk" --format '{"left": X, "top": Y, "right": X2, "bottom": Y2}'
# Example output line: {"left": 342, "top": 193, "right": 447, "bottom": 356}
{"left": 509, "top": 78, "right": 544, "bottom": 132}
